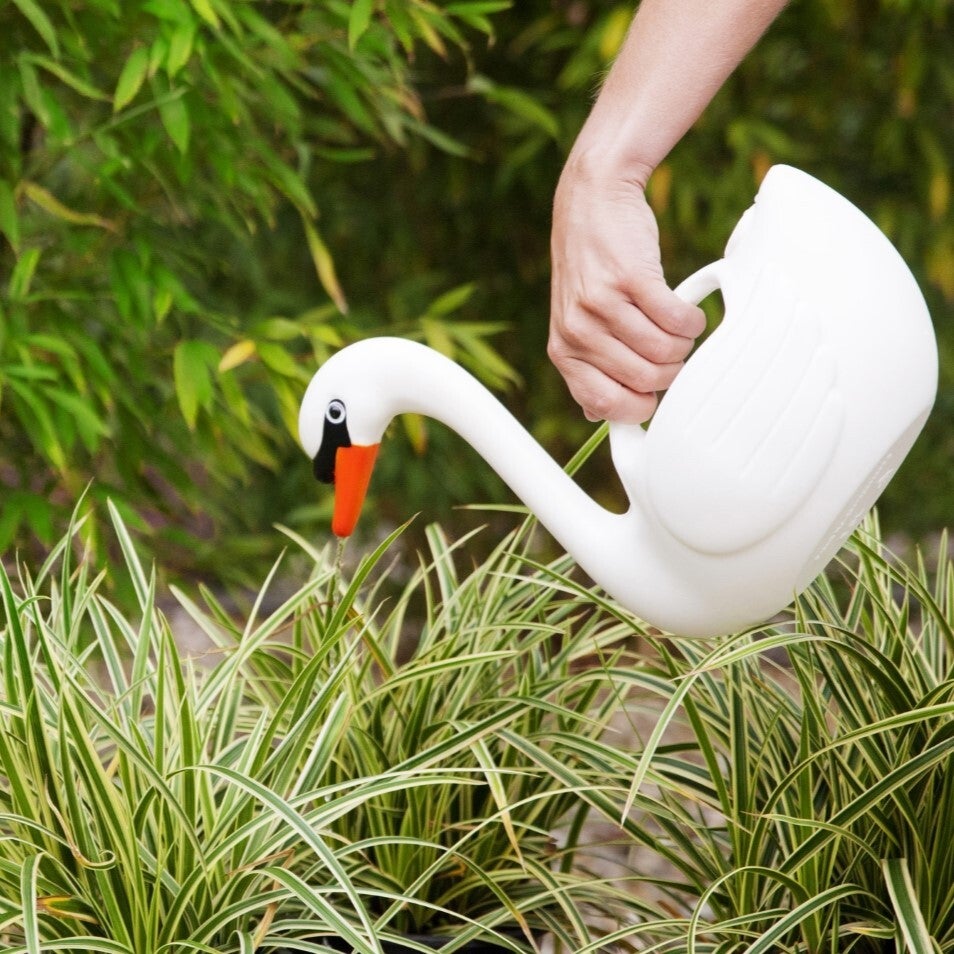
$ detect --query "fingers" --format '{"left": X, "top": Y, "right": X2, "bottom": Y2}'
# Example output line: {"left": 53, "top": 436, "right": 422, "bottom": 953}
{"left": 548, "top": 282, "right": 706, "bottom": 424}
{"left": 549, "top": 321, "right": 681, "bottom": 402}
{"left": 578, "top": 287, "right": 701, "bottom": 366}
{"left": 552, "top": 354, "right": 661, "bottom": 423}
{"left": 548, "top": 169, "right": 708, "bottom": 423}
{"left": 625, "top": 276, "right": 707, "bottom": 342}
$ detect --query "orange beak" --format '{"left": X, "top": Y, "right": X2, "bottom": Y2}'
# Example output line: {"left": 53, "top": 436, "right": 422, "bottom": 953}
{"left": 331, "top": 443, "right": 380, "bottom": 537}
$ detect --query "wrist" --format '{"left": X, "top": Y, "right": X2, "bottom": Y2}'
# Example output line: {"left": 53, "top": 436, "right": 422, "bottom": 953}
{"left": 562, "top": 134, "right": 657, "bottom": 192}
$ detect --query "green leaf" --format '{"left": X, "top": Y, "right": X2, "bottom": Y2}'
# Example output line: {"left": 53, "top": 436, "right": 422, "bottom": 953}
{"left": 7, "top": 378, "right": 65, "bottom": 469}
{"left": 401, "top": 412, "right": 428, "bottom": 455}
{"left": 256, "top": 342, "right": 300, "bottom": 378}
{"left": 166, "top": 22, "right": 196, "bottom": 77}
{"left": 0, "top": 498, "right": 23, "bottom": 553}
{"left": 173, "top": 340, "right": 216, "bottom": 429}
{"left": 153, "top": 285, "right": 173, "bottom": 323}
{"left": 8, "top": 247, "right": 40, "bottom": 300}
{"left": 302, "top": 219, "right": 347, "bottom": 313}
{"left": 884, "top": 858, "right": 935, "bottom": 954}
{"left": 47, "top": 388, "right": 111, "bottom": 451}
{"left": 21, "top": 494, "right": 53, "bottom": 543}
{"left": 424, "top": 282, "right": 476, "bottom": 317}
{"left": 404, "top": 117, "right": 470, "bottom": 157}
{"left": 159, "top": 93, "right": 191, "bottom": 152}
{"left": 10, "top": 0, "right": 59, "bottom": 57}
{"left": 0, "top": 180, "right": 20, "bottom": 252}
{"left": 189, "top": 0, "right": 220, "bottom": 28}
{"left": 469, "top": 75, "right": 559, "bottom": 137}
{"left": 114, "top": 47, "right": 151, "bottom": 112}
{"left": 17, "top": 56, "right": 50, "bottom": 128}
{"left": 143, "top": 0, "right": 192, "bottom": 22}
{"left": 348, "top": 0, "right": 375, "bottom": 49}
{"left": 264, "top": 160, "right": 316, "bottom": 218}
{"left": 23, "top": 53, "right": 110, "bottom": 102}
{"left": 384, "top": 0, "right": 414, "bottom": 51}
{"left": 18, "top": 853, "right": 42, "bottom": 951}
{"left": 250, "top": 317, "right": 305, "bottom": 342}
{"left": 745, "top": 884, "right": 868, "bottom": 954}
{"left": 445, "top": 1, "right": 511, "bottom": 13}
{"left": 21, "top": 180, "right": 116, "bottom": 230}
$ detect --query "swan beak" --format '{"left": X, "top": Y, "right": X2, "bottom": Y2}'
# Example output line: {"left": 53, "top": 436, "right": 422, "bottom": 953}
{"left": 331, "top": 443, "right": 380, "bottom": 537}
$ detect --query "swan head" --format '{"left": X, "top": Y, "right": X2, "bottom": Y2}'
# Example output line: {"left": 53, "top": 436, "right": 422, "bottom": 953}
{"left": 299, "top": 343, "right": 396, "bottom": 537}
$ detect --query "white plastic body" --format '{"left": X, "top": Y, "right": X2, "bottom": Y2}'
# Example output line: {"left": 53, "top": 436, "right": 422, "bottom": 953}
{"left": 300, "top": 166, "right": 938, "bottom": 637}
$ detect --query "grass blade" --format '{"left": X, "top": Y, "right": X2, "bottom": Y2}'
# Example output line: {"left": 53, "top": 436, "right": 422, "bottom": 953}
{"left": 883, "top": 857, "right": 935, "bottom": 954}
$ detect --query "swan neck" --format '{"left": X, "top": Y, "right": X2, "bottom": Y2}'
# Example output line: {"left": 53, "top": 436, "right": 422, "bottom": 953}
{"left": 383, "top": 343, "right": 622, "bottom": 552}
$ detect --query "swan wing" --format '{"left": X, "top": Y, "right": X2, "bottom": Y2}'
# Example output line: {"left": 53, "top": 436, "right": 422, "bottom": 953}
{"left": 646, "top": 261, "right": 845, "bottom": 555}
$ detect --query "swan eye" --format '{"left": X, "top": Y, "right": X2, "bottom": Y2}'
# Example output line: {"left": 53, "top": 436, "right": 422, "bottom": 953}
{"left": 326, "top": 400, "right": 346, "bottom": 425}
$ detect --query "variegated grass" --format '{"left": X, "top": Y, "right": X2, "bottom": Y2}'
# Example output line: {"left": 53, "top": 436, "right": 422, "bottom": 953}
{"left": 0, "top": 499, "right": 648, "bottom": 953}
{"left": 2, "top": 459, "right": 950, "bottom": 954}
{"left": 530, "top": 514, "right": 954, "bottom": 954}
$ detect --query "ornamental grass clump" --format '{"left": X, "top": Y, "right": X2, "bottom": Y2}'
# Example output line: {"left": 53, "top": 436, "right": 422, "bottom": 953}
{"left": 549, "top": 515, "right": 954, "bottom": 954}
{"left": 0, "top": 503, "right": 640, "bottom": 953}
{"left": 0, "top": 506, "right": 399, "bottom": 954}
{"left": 216, "top": 516, "right": 644, "bottom": 950}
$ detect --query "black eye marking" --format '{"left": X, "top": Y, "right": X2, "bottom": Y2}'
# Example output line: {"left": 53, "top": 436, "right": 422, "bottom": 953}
{"left": 313, "top": 400, "right": 351, "bottom": 484}
{"left": 326, "top": 399, "right": 346, "bottom": 425}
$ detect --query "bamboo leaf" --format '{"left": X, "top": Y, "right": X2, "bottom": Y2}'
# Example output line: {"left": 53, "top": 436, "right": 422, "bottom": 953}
{"left": 10, "top": 0, "right": 59, "bottom": 57}
{"left": 402, "top": 412, "right": 428, "bottom": 454}
{"left": 445, "top": 1, "right": 512, "bottom": 13}
{"left": 166, "top": 22, "right": 196, "bottom": 77}
{"left": 113, "top": 46, "right": 150, "bottom": 112}
{"left": 46, "top": 388, "right": 111, "bottom": 450}
{"left": 21, "top": 180, "right": 116, "bottom": 231}
{"left": 173, "top": 340, "right": 216, "bottom": 429}
{"left": 9, "top": 247, "right": 41, "bottom": 300}
{"left": 257, "top": 341, "right": 301, "bottom": 378}
{"left": 424, "top": 282, "right": 476, "bottom": 317}
{"left": 7, "top": 378, "right": 66, "bottom": 469}
{"left": 0, "top": 180, "right": 20, "bottom": 252}
{"left": 19, "top": 53, "right": 106, "bottom": 102}
{"left": 159, "top": 93, "right": 191, "bottom": 152}
{"left": 348, "top": 0, "right": 375, "bottom": 49}
{"left": 189, "top": 0, "right": 220, "bottom": 28}
{"left": 302, "top": 218, "right": 348, "bottom": 314}
{"left": 17, "top": 57, "right": 49, "bottom": 127}
{"left": 469, "top": 75, "right": 558, "bottom": 137}
{"left": 218, "top": 339, "right": 257, "bottom": 372}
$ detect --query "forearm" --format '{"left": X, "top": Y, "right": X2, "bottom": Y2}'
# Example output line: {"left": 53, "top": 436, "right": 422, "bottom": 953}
{"left": 570, "top": 0, "right": 790, "bottom": 184}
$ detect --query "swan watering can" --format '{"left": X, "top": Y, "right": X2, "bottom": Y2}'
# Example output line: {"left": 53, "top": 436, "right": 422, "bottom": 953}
{"left": 299, "top": 165, "right": 938, "bottom": 637}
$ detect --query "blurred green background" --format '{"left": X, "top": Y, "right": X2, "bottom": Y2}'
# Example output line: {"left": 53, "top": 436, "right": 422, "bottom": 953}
{"left": 0, "top": 0, "right": 951, "bottom": 588}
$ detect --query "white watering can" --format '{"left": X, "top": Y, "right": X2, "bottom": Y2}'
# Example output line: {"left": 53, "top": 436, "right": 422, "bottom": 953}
{"left": 299, "top": 165, "right": 938, "bottom": 637}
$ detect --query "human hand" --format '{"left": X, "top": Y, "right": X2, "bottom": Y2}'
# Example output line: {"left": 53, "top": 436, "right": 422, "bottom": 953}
{"left": 549, "top": 155, "right": 706, "bottom": 423}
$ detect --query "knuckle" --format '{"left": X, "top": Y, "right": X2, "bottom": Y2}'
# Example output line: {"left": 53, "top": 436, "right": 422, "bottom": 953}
{"left": 639, "top": 334, "right": 676, "bottom": 365}
{"left": 558, "top": 310, "right": 592, "bottom": 349}
{"left": 547, "top": 333, "right": 575, "bottom": 368}
{"left": 584, "top": 390, "right": 621, "bottom": 421}
{"left": 589, "top": 390, "right": 657, "bottom": 424}
{"left": 626, "top": 365, "right": 658, "bottom": 394}
{"left": 647, "top": 333, "right": 693, "bottom": 365}
{"left": 579, "top": 289, "right": 616, "bottom": 321}
{"left": 665, "top": 302, "right": 706, "bottom": 338}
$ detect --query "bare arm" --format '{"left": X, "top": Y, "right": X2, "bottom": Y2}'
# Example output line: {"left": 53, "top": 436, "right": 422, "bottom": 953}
{"left": 549, "top": 0, "right": 789, "bottom": 422}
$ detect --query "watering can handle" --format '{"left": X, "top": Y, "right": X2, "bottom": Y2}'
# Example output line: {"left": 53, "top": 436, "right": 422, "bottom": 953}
{"left": 673, "top": 260, "right": 723, "bottom": 305}
{"left": 606, "top": 259, "right": 726, "bottom": 490}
